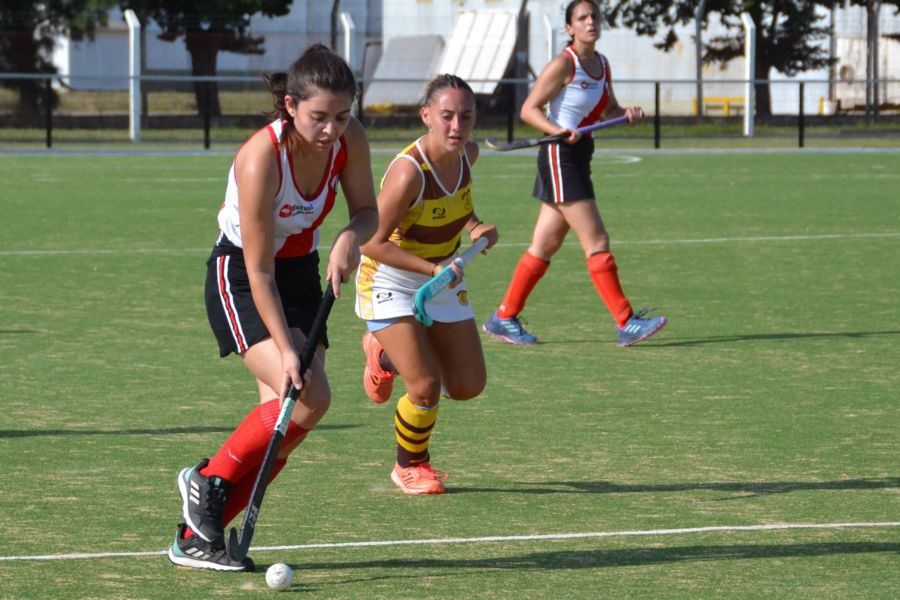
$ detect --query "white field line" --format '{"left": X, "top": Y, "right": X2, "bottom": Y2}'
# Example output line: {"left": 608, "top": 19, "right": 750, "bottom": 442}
{"left": 2, "top": 232, "right": 898, "bottom": 257}
{"left": 1, "top": 521, "right": 897, "bottom": 563}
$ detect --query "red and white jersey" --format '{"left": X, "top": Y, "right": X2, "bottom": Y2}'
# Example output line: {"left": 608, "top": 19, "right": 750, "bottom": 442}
{"left": 547, "top": 47, "right": 610, "bottom": 130}
{"left": 216, "top": 119, "right": 347, "bottom": 258}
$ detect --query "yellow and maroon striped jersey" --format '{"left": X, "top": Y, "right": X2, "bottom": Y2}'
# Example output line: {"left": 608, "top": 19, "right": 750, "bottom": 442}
{"left": 385, "top": 138, "right": 474, "bottom": 262}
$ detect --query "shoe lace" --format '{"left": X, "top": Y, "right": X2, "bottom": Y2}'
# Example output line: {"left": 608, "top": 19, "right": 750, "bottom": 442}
{"left": 417, "top": 463, "right": 449, "bottom": 481}
{"left": 204, "top": 482, "right": 228, "bottom": 523}
{"left": 632, "top": 308, "right": 657, "bottom": 320}
{"left": 505, "top": 316, "right": 529, "bottom": 335}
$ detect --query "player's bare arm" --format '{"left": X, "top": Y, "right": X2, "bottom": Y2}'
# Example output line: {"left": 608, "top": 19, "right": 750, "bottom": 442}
{"left": 520, "top": 54, "right": 575, "bottom": 138}
{"left": 360, "top": 158, "right": 440, "bottom": 276}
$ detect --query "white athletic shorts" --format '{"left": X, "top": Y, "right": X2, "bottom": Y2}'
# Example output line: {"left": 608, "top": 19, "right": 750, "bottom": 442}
{"left": 355, "top": 253, "right": 475, "bottom": 326}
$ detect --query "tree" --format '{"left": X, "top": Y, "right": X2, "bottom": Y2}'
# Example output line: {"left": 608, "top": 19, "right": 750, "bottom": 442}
{"left": 120, "top": 0, "right": 293, "bottom": 117}
{"left": 607, "top": 0, "right": 899, "bottom": 116}
{"left": 0, "top": 0, "right": 112, "bottom": 119}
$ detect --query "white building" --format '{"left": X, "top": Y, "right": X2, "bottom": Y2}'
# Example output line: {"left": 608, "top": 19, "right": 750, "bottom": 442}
{"left": 50, "top": 0, "right": 899, "bottom": 114}
{"left": 378, "top": 0, "right": 900, "bottom": 115}
{"left": 52, "top": 2, "right": 380, "bottom": 90}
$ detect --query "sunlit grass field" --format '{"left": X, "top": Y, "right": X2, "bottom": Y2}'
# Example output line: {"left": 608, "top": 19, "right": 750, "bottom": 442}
{"left": 1, "top": 147, "right": 898, "bottom": 598}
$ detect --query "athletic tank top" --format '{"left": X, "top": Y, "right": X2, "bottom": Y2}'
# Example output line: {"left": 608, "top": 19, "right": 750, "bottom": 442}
{"left": 216, "top": 119, "right": 347, "bottom": 258}
{"left": 382, "top": 138, "right": 474, "bottom": 262}
{"left": 547, "top": 47, "right": 610, "bottom": 130}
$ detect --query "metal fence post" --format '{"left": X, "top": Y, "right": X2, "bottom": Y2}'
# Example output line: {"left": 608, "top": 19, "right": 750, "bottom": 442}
{"left": 45, "top": 78, "right": 52, "bottom": 149}
{"left": 507, "top": 82, "right": 515, "bottom": 143}
{"left": 798, "top": 81, "right": 805, "bottom": 149}
{"left": 654, "top": 81, "right": 661, "bottom": 149}
{"left": 203, "top": 82, "right": 211, "bottom": 149}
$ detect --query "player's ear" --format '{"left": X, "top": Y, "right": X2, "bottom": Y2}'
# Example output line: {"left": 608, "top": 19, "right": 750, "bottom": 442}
{"left": 420, "top": 105, "right": 431, "bottom": 130}
{"left": 284, "top": 95, "right": 297, "bottom": 119}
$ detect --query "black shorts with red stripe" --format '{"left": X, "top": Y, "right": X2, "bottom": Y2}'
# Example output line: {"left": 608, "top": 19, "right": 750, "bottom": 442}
{"left": 532, "top": 135, "right": 595, "bottom": 204}
{"left": 204, "top": 237, "right": 328, "bottom": 357}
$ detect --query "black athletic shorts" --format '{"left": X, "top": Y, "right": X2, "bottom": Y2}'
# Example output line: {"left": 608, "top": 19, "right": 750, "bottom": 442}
{"left": 205, "top": 240, "right": 328, "bottom": 357}
{"left": 532, "top": 135, "right": 596, "bottom": 204}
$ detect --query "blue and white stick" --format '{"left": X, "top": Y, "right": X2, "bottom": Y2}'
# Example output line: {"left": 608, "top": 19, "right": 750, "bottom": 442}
{"left": 413, "top": 236, "right": 490, "bottom": 327}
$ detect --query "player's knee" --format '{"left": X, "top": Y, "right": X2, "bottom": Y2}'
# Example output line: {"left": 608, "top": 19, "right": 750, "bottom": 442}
{"left": 585, "top": 232, "right": 610, "bottom": 256}
{"left": 407, "top": 376, "right": 442, "bottom": 407}
{"left": 442, "top": 375, "right": 486, "bottom": 401}
{"left": 532, "top": 237, "right": 564, "bottom": 258}
{"left": 301, "top": 388, "right": 331, "bottom": 416}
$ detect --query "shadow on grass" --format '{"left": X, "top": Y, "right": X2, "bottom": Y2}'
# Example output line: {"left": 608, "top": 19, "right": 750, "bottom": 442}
{"left": 536, "top": 329, "right": 900, "bottom": 346}
{"left": 640, "top": 329, "right": 900, "bottom": 347}
{"left": 289, "top": 541, "right": 900, "bottom": 581}
{"left": 0, "top": 329, "right": 38, "bottom": 335}
{"left": 0, "top": 423, "right": 361, "bottom": 439}
{"left": 452, "top": 477, "right": 898, "bottom": 498}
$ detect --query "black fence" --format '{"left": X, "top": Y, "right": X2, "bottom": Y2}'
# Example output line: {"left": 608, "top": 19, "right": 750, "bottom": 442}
{"left": 1, "top": 74, "right": 898, "bottom": 150}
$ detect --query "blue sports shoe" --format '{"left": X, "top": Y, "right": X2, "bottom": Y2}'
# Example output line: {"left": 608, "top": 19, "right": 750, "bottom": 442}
{"left": 482, "top": 311, "right": 539, "bottom": 345}
{"left": 617, "top": 309, "right": 668, "bottom": 347}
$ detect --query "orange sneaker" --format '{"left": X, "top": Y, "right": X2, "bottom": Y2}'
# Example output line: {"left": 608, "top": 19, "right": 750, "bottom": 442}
{"left": 362, "top": 331, "right": 394, "bottom": 404}
{"left": 390, "top": 462, "right": 448, "bottom": 495}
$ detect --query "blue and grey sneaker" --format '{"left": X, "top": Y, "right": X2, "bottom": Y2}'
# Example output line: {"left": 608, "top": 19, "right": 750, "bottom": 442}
{"left": 616, "top": 309, "right": 668, "bottom": 347}
{"left": 167, "top": 522, "right": 254, "bottom": 572}
{"left": 482, "top": 311, "right": 539, "bottom": 345}
{"left": 177, "top": 459, "right": 230, "bottom": 545}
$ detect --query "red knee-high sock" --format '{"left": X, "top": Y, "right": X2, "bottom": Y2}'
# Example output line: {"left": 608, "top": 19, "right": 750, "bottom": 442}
{"left": 185, "top": 422, "right": 307, "bottom": 540}
{"left": 201, "top": 398, "right": 309, "bottom": 484}
{"left": 586, "top": 252, "right": 633, "bottom": 327}
{"left": 220, "top": 458, "right": 287, "bottom": 528}
{"left": 220, "top": 422, "right": 307, "bottom": 526}
{"left": 497, "top": 251, "right": 550, "bottom": 319}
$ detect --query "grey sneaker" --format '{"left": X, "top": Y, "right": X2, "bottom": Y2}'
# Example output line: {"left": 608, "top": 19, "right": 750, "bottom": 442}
{"left": 177, "top": 459, "right": 230, "bottom": 544}
{"left": 167, "top": 523, "right": 254, "bottom": 572}
{"left": 482, "top": 311, "right": 539, "bottom": 345}
{"left": 617, "top": 309, "right": 668, "bottom": 347}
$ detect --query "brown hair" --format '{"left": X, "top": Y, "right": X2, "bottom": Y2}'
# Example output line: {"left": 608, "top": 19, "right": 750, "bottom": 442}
{"left": 263, "top": 44, "right": 358, "bottom": 153}
{"left": 421, "top": 73, "right": 475, "bottom": 108}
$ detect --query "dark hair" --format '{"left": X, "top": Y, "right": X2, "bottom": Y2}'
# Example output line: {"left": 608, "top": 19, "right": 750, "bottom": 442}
{"left": 564, "top": 0, "right": 602, "bottom": 45}
{"left": 421, "top": 73, "right": 475, "bottom": 108}
{"left": 263, "top": 44, "right": 358, "bottom": 152}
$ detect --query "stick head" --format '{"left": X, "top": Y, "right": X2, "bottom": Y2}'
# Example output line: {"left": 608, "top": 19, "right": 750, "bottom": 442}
{"left": 226, "top": 527, "right": 247, "bottom": 561}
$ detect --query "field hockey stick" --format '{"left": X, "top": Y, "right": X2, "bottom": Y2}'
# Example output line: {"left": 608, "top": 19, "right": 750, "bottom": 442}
{"left": 226, "top": 285, "right": 336, "bottom": 562}
{"left": 484, "top": 115, "right": 629, "bottom": 151}
{"left": 413, "top": 236, "right": 490, "bottom": 327}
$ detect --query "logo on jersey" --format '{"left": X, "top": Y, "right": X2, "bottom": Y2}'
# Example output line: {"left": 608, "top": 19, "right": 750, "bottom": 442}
{"left": 462, "top": 189, "right": 473, "bottom": 211}
{"left": 279, "top": 203, "right": 316, "bottom": 218}
{"left": 375, "top": 291, "right": 394, "bottom": 304}
{"left": 579, "top": 80, "right": 599, "bottom": 90}
{"left": 432, "top": 206, "right": 447, "bottom": 220}
{"left": 457, "top": 290, "right": 469, "bottom": 306}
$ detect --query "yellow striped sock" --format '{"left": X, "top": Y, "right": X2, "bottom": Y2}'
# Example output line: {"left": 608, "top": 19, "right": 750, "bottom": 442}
{"left": 395, "top": 394, "right": 438, "bottom": 466}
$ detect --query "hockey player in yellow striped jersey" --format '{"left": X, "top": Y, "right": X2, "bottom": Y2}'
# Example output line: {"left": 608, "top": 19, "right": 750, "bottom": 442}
{"left": 354, "top": 74, "right": 499, "bottom": 494}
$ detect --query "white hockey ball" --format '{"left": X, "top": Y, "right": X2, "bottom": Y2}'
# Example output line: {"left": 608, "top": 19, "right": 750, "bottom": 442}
{"left": 265, "top": 562, "right": 294, "bottom": 590}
